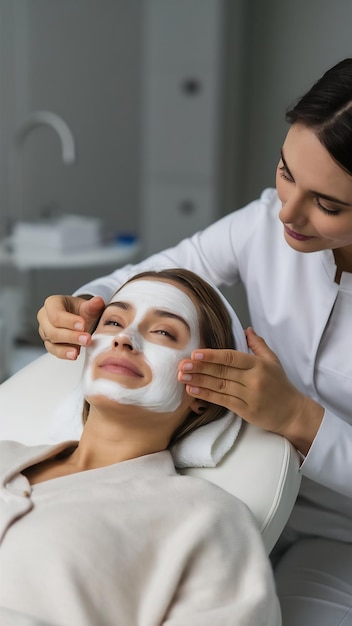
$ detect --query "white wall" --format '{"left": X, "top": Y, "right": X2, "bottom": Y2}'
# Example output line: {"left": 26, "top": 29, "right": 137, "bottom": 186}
{"left": 237, "top": 0, "right": 352, "bottom": 206}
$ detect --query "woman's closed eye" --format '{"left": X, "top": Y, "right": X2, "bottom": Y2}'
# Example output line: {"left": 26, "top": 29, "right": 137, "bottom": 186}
{"left": 278, "top": 163, "right": 293, "bottom": 183}
{"left": 313, "top": 196, "right": 341, "bottom": 216}
{"left": 104, "top": 319, "right": 124, "bottom": 328}
{"left": 101, "top": 320, "right": 178, "bottom": 342}
{"left": 279, "top": 160, "right": 342, "bottom": 216}
{"left": 151, "top": 329, "right": 176, "bottom": 340}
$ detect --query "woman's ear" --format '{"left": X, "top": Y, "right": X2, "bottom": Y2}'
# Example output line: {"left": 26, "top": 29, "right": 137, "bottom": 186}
{"left": 189, "top": 398, "right": 208, "bottom": 415}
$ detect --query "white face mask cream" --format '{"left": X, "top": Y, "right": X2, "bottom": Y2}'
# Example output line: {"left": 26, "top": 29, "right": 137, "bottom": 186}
{"left": 82, "top": 280, "right": 200, "bottom": 412}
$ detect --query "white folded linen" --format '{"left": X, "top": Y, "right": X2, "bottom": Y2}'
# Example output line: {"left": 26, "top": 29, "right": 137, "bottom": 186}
{"left": 170, "top": 411, "right": 242, "bottom": 468}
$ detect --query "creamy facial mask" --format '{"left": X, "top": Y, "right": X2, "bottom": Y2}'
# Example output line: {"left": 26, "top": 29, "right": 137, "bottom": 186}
{"left": 82, "top": 280, "right": 200, "bottom": 412}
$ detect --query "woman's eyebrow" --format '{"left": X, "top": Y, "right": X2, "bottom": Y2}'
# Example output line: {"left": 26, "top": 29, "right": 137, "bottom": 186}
{"left": 105, "top": 301, "right": 131, "bottom": 312}
{"left": 281, "top": 148, "right": 352, "bottom": 207}
{"left": 154, "top": 309, "right": 190, "bottom": 330}
{"left": 104, "top": 303, "right": 190, "bottom": 329}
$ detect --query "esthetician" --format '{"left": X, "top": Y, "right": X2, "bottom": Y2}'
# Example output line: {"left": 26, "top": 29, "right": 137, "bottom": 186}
{"left": 1, "top": 269, "right": 280, "bottom": 626}
{"left": 38, "top": 58, "right": 352, "bottom": 624}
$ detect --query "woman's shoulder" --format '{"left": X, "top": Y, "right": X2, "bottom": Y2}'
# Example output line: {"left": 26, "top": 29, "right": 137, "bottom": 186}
{"left": 259, "top": 187, "right": 279, "bottom": 205}
{"left": 174, "top": 471, "right": 253, "bottom": 519}
{"left": 168, "top": 473, "right": 266, "bottom": 549}
{"left": 0, "top": 440, "right": 47, "bottom": 467}
{"left": 217, "top": 187, "right": 280, "bottom": 239}
{"left": 0, "top": 440, "right": 75, "bottom": 480}
{"left": 236, "top": 187, "right": 280, "bottom": 221}
{"left": 218, "top": 187, "right": 281, "bottom": 257}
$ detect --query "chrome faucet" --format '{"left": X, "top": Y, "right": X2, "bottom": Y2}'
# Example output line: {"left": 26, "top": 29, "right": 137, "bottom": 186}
{"left": 9, "top": 110, "right": 76, "bottom": 228}
{"left": 15, "top": 110, "right": 76, "bottom": 164}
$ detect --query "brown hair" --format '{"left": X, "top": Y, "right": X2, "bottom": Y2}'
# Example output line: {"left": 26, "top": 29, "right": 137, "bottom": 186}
{"left": 83, "top": 268, "right": 236, "bottom": 444}
{"left": 286, "top": 58, "right": 352, "bottom": 175}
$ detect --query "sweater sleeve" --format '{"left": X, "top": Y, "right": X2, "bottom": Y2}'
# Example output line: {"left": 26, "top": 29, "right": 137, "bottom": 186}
{"left": 300, "top": 409, "right": 352, "bottom": 498}
{"left": 163, "top": 495, "right": 281, "bottom": 626}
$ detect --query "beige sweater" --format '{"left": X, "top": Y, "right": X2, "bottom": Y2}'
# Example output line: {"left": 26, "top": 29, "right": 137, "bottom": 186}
{"left": 0, "top": 441, "right": 281, "bottom": 626}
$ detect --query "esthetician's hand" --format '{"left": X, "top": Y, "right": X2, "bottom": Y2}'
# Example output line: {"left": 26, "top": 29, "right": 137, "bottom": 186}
{"left": 37, "top": 294, "right": 105, "bottom": 360}
{"left": 178, "top": 327, "right": 324, "bottom": 455}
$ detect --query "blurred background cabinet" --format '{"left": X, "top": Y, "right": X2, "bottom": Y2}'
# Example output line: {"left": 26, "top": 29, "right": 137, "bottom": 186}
{"left": 140, "top": 0, "right": 226, "bottom": 255}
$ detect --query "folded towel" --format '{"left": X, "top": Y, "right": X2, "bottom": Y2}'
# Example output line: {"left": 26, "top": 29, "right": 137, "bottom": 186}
{"left": 170, "top": 411, "right": 242, "bottom": 468}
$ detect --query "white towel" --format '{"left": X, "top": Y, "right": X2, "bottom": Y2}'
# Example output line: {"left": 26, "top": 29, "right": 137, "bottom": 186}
{"left": 170, "top": 412, "right": 242, "bottom": 468}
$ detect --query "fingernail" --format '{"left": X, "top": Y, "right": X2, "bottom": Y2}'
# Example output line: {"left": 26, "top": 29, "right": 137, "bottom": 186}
{"left": 189, "top": 386, "right": 200, "bottom": 394}
{"left": 66, "top": 350, "right": 77, "bottom": 360}
{"left": 180, "top": 374, "right": 192, "bottom": 382}
{"left": 183, "top": 362, "right": 193, "bottom": 371}
{"left": 74, "top": 322, "right": 84, "bottom": 331}
{"left": 79, "top": 335, "right": 88, "bottom": 345}
{"left": 194, "top": 352, "right": 204, "bottom": 360}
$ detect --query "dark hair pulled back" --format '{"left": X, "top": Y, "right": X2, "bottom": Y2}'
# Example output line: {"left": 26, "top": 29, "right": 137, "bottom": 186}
{"left": 286, "top": 58, "right": 352, "bottom": 175}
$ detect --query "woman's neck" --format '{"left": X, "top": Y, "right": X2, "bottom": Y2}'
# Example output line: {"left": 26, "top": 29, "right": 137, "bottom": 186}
{"left": 23, "top": 417, "right": 170, "bottom": 486}
{"left": 69, "top": 407, "right": 171, "bottom": 471}
{"left": 24, "top": 422, "right": 170, "bottom": 488}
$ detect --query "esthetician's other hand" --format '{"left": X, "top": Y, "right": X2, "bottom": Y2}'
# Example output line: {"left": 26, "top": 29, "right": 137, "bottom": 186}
{"left": 37, "top": 294, "right": 105, "bottom": 360}
{"left": 178, "top": 327, "right": 324, "bottom": 455}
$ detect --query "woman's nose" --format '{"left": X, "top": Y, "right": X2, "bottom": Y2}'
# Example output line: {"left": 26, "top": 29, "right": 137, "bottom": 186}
{"left": 112, "top": 330, "right": 142, "bottom": 353}
{"left": 113, "top": 336, "right": 133, "bottom": 351}
{"left": 279, "top": 191, "right": 309, "bottom": 225}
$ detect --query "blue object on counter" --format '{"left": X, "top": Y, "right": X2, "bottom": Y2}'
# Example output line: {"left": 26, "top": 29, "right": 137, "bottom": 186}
{"left": 114, "top": 233, "right": 138, "bottom": 245}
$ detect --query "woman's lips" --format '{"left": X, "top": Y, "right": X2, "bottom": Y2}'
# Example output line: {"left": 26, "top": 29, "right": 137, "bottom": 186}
{"left": 284, "top": 225, "right": 315, "bottom": 241}
{"left": 99, "top": 356, "right": 143, "bottom": 378}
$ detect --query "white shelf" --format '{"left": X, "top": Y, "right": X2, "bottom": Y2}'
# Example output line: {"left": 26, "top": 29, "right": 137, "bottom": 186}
{"left": 0, "top": 240, "right": 140, "bottom": 270}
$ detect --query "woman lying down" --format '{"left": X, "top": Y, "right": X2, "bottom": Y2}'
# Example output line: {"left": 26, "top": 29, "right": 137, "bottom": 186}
{"left": 0, "top": 269, "right": 280, "bottom": 626}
